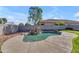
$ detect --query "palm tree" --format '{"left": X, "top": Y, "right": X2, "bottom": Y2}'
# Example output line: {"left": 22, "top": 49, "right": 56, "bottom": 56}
{"left": 28, "top": 6, "right": 43, "bottom": 25}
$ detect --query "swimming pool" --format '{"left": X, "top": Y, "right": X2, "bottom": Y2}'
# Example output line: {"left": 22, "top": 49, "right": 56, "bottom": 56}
{"left": 23, "top": 32, "right": 60, "bottom": 42}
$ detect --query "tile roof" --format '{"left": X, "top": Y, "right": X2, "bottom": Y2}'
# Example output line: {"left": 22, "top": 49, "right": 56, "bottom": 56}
{"left": 40, "top": 19, "right": 79, "bottom": 24}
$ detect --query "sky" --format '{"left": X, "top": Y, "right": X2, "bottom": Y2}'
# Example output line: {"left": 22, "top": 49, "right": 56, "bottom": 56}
{"left": 0, "top": 6, "right": 79, "bottom": 24}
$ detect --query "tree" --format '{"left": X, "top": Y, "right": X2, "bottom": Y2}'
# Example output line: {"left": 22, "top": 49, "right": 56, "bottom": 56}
{"left": 25, "top": 23, "right": 31, "bottom": 26}
{"left": 28, "top": 6, "right": 43, "bottom": 25}
{"left": 18, "top": 23, "right": 25, "bottom": 32}
{"left": 28, "top": 7, "right": 43, "bottom": 35}
{"left": 0, "top": 18, "right": 7, "bottom": 24}
{"left": 0, "top": 19, "right": 2, "bottom": 24}
{"left": 2, "top": 18, "right": 7, "bottom": 24}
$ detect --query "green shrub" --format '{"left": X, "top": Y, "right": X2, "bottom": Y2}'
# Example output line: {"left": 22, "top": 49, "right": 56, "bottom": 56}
{"left": 0, "top": 20, "right": 2, "bottom": 24}
{"left": 55, "top": 22, "right": 65, "bottom": 26}
{"left": 0, "top": 18, "right": 7, "bottom": 24}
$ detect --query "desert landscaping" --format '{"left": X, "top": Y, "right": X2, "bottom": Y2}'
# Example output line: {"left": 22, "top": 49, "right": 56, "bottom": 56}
{"left": 0, "top": 6, "right": 79, "bottom": 53}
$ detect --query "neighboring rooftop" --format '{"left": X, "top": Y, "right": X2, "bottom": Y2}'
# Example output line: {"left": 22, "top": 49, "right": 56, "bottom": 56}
{"left": 39, "top": 19, "right": 79, "bottom": 25}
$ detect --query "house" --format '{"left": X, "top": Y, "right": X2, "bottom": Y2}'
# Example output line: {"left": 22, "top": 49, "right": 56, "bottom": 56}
{"left": 39, "top": 19, "right": 79, "bottom": 25}
{"left": 39, "top": 19, "right": 79, "bottom": 30}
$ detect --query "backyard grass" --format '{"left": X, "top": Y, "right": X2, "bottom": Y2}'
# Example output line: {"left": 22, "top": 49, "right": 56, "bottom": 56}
{"left": 61, "top": 30, "right": 79, "bottom": 53}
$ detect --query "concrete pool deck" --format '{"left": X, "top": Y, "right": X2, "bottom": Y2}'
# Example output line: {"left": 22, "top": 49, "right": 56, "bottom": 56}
{"left": 1, "top": 32, "right": 77, "bottom": 53}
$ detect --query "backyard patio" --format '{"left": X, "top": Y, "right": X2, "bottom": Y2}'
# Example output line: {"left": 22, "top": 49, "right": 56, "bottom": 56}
{"left": 0, "top": 6, "right": 79, "bottom": 53}
{"left": 1, "top": 32, "right": 76, "bottom": 53}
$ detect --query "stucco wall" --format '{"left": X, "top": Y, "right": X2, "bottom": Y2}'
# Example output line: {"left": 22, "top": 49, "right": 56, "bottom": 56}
{"left": 0, "top": 24, "right": 5, "bottom": 35}
{"left": 66, "top": 24, "right": 79, "bottom": 30}
{"left": 40, "top": 25, "right": 67, "bottom": 30}
{"left": 1, "top": 24, "right": 79, "bottom": 35}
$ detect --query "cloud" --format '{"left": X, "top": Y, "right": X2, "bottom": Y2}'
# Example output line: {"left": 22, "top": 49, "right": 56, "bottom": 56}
{"left": 73, "top": 11, "right": 79, "bottom": 21}
{"left": 53, "top": 16, "right": 63, "bottom": 19}
{"left": 74, "top": 11, "right": 79, "bottom": 17}
{"left": 0, "top": 7, "right": 27, "bottom": 24}
{"left": 53, "top": 17, "right": 60, "bottom": 19}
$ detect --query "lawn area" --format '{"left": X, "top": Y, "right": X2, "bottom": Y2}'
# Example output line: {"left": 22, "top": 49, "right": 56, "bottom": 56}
{"left": 62, "top": 30, "right": 79, "bottom": 53}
